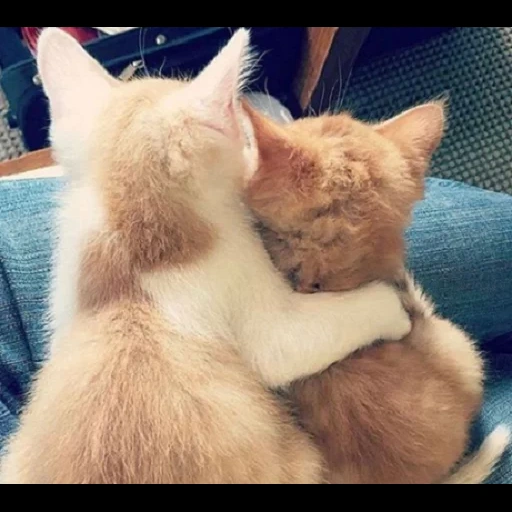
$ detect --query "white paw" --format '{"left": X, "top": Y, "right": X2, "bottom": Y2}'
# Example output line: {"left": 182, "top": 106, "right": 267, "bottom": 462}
{"left": 363, "top": 281, "right": 412, "bottom": 341}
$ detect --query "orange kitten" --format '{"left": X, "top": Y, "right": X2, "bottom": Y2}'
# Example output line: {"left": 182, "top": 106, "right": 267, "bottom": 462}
{"left": 243, "top": 102, "right": 510, "bottom": 484}
{"left": 0, "top": 29, "right": 414, "bottom": 484}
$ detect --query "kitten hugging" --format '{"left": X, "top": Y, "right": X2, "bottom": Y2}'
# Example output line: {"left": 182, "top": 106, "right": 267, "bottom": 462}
{"left": 0, "top": 28, "right": 507, "bottom": 484}
{"left": 0, "top": 29, "right": 411, "bottom": 483}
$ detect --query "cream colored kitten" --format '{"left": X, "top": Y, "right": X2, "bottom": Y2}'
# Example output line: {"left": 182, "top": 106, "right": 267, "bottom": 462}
{"left": 0, "top": 29, "right": 411, "bottom": 483}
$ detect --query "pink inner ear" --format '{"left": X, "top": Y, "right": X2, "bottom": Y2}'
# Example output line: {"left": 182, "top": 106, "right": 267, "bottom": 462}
{"left": 200, "top": 97, "right": 242, "bottom": 141}
{"left": 374, "top": 103, "right": 445, "bottom": 159}
{"left": 190, "top": 29, "right": 251, "bottom": 142}
{"left": 37, "top": 28, "right": 116, "bottom": 122}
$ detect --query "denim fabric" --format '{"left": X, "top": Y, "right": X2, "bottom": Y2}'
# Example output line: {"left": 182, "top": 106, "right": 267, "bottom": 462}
{"left": 0, "top": 179, "right": 58, "bottom": 437}
{"left": 0, "top": 176, "right": 510, "bottom": 482}
{"left": 472, "top": 353, "right": 512, "bottom": 484}
{"left": 406, "top": 179, "right": 512, "bottom": 343}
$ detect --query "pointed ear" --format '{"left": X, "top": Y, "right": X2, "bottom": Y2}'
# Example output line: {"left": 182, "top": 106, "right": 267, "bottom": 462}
{"left": 241, "top": 101, "right": 294, "bottom": 183}
{"left": 190, "top": 29, "right": 254, "bottom": 139}
{"left": 374, "top": 102, "right": 446, "bottom": 162}
{"left": 37, "top": 27, "right": 116, "bottom": 119}
{"left": 243, "top": 103, "right": 291, "bottom": 157}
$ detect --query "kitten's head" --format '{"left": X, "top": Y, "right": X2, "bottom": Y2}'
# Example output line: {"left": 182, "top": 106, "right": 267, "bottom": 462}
{"left": 37, "top": 28, "right": 254, "bottom": 210}
{"left": 244, "top": 103, "right": 445, "bottom": 292}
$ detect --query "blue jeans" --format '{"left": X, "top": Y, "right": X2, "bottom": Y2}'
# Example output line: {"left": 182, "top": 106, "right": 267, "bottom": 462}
{"left": 0, "top": 177, "right": 511, "bottom": 482}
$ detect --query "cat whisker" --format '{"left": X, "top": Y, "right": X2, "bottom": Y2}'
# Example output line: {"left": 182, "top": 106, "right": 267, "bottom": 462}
{"left": 338, "top": 65, "right": 353, "bottom": 112}
{"left": 157, "top": 58, "right": 167, "bottom": 78}
{"left": 137, "top": 27, "right": 150, "bottom": 78}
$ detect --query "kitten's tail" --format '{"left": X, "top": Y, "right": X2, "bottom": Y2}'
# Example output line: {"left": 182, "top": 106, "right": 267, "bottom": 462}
{"left": 441, "top": 425, "right": 510, "bottom": 484}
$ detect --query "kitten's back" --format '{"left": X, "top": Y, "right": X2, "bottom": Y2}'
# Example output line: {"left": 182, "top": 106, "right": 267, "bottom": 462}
{"left": 293, "top": 314, "right": 482, "bottom": 484}
{"left": 0, "top": 300, "right": 321, "bottom": 484}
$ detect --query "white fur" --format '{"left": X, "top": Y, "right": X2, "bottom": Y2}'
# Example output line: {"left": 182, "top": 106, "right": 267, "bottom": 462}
{"left": 37, "top": 31, "right": 112, "bottom": 355}
{"left": 143, "top": 197, "right": 412, "bottom": 388}
{"left": 48, "top": 181, "right": 105, "bottom": 355}
{"left": 43, "top": 28, "right": 411, "bottom": 389}
{"left": 442, "top": 425, "right": 511, "bottom": 484}
{"left": 189, "top": 28, "right": 254, "bottom": 140}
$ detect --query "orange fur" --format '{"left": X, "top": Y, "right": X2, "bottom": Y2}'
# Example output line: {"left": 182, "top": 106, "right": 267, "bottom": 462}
{"left": 78, "top": 80, "right": 216, "bottom": 313}
{"left": 245, "top": 103, "right": 486, "bottom": 484}
{"left": 94, "top": 80, "right": 216, "bottom": 272}
{"left": 244, "top": 104, "right": 431, "bottom": 292}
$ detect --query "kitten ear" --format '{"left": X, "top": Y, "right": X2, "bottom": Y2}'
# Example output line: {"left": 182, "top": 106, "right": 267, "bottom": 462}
{"left": 37, "top": 27, "right": 116, "bottom": 119}
{"left": 191, "top": 29, "right": 253, "bottom": 139}
{"left": 374, "top": 102, "right": 445, "bottom": 162}
{"left": 241, "top": 102, "right": 293, "bottom": 183}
